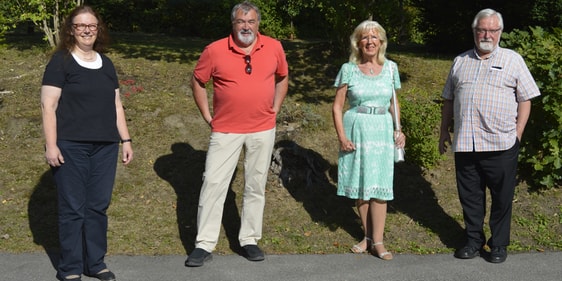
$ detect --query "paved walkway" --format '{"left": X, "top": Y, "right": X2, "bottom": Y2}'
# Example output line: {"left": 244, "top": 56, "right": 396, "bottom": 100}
{"left": 2, "top": 251, "right": 561, "bottom": 281}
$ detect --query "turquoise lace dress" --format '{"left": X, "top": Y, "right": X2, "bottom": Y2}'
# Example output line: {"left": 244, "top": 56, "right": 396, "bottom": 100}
{"left": 333, "top": 60, "right": 401, "bottom": 201}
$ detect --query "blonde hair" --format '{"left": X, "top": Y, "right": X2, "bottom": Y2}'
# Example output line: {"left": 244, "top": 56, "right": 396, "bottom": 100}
{"left": 349, "top": 20, "right": 387, "bottom": 65}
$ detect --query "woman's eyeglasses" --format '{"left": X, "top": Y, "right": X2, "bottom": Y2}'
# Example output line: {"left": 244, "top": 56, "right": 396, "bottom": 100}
{"left": 244, "top": 55, "right": 252, "bottom": 74}
{"left": 73, "top": 23, "right": 98, "bottom": 32}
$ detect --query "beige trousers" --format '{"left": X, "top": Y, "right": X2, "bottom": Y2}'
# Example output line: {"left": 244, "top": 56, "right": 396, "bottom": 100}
{"left": 195, "top": 128, "right": 276, "bottom": 252}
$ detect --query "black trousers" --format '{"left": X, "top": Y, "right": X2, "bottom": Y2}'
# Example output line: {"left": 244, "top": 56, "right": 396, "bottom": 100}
{"left": 454, "top": 139, "right": 520, "bottom": 248}
{"left": 52, "top": 140, "right": 119, "bottom": 277}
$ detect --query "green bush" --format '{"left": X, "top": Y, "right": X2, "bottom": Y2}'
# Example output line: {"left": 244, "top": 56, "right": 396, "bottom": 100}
{"left": 399, "top": 87, "right": 444, "bottom": 169}
{"left": 501, "top": 27, "right": 562, "bottom": 189}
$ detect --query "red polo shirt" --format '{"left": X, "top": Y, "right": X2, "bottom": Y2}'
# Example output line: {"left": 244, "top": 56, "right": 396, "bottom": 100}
{"left": 193, "top": 33, "right": 289, "bottom": 133}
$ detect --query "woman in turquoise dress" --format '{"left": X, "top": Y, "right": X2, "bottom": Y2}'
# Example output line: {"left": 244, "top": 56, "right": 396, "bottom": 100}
{"left": 332, "top": 20, "right": 405, "bottom": 260}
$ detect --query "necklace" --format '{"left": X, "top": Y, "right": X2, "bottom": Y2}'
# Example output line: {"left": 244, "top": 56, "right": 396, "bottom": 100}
{"left": 369, "top": 68, "right": 374, "bottom": 75}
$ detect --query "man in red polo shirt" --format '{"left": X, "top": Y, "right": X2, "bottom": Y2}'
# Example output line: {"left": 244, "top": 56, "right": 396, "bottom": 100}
{"left": 186, "top": 1, "right": 289, "bottom": 267}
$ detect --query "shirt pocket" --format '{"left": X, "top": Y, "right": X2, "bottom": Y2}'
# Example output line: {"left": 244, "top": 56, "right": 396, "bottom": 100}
{"left": 485, "top": 67, "right": 515, "bottom": 89}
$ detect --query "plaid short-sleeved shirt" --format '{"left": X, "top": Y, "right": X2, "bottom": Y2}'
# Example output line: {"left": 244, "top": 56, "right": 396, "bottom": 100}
{"left": 442, "top": 47, "right": 540, "bottom": 152}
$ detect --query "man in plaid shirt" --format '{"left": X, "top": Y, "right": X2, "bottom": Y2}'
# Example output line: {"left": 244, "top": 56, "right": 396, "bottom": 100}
{"left": 439, "top": 8, "right": 540, "bottom": 264}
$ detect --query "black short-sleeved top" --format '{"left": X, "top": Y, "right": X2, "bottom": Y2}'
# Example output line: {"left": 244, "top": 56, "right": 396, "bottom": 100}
{"left": 42, "top": 50, "right": 120, "bottom": 142}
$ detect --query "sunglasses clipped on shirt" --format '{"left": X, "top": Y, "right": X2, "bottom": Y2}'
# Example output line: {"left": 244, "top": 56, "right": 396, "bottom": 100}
{"left": 244, "top": 55, "right": 252, "bottom": 74}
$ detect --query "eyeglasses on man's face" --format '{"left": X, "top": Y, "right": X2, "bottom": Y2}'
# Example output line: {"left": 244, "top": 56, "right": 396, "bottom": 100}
{"left": 244, "top": 55, "right": 252, "bottom": 74}
{"left": 474, "top": 28, "right": 501, "bottom": 35}
{"left": 73, "top": 23, "right": 98, "bottom": 32}
{"left": 233, "top": 19, "right": 258, "bottom": 26}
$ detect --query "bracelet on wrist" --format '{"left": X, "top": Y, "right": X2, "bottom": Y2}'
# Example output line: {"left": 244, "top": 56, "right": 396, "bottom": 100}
{"left": 121, "top": 139, "right": 132, "bottom": 144}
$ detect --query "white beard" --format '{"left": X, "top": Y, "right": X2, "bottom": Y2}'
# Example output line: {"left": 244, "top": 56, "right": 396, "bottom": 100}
{"left": 478, "top": 41, "right": 495, "bottom": 52}
{"left": 237, "top": 30, "right": 255, "bottom": 45}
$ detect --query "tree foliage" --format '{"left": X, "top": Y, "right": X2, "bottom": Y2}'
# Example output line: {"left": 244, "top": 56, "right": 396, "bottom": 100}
{"left": 0, "top": 1, "right": 19, "bottom": 36}
{"left": 9, "top": 0, "right": 84, "bottom": 47}
{"left": 2, "top": 0, "right": 560, "bottom": 51}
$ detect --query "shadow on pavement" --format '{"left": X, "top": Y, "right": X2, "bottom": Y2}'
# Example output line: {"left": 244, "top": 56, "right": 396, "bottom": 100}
{"left": 28, "top": 170, "right": 60, "bottom": 270}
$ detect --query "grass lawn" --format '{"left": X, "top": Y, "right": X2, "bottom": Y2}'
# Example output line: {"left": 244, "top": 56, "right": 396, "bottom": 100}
{"left": 0, "top": 32, "right": 560, "bottom": 256}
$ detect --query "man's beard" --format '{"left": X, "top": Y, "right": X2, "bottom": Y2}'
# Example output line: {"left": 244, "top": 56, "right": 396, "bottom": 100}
{"left": 478, "top": 40, "right": 496, "bottom": 52}
{"left": 237, "top": 30, "right": 255, "bottom": 45}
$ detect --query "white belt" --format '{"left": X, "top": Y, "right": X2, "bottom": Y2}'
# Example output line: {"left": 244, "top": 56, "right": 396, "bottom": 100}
{"left": 356, "top": 105, "right": 388, "bottom": 115}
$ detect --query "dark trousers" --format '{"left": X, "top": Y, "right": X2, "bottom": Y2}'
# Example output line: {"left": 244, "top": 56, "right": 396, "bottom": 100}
{"left": 454, "top": 139, "right": 519, "bottom": 248}
{"left": 52, "top": 140, "right": 118, "bottom": 277}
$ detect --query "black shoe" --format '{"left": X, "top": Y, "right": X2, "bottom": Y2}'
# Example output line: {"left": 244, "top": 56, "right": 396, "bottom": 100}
{"left": 60, "top": 276, "right": 82, "bottom": 281}
{"left": 488, "top": 246, "right": 507, "bottom": 263}
{"left": 186, "top": 248, "right": 212, "bottom": 267}
{"left": 454, "top": 246, "right": 480, "bottom": 259}
{"left": 243, "top": 245, "right": 265, "bottom": 261}
{"left": 92, "top": 270, "right": 116, "bottom": 281}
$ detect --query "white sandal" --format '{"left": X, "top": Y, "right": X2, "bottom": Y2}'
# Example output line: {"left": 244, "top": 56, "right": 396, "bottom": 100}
{"left": 372, "top": 242, "right": 393, "bottom": 260}
{"left": 351, "top": 237, "right": 372, "bottom": 254}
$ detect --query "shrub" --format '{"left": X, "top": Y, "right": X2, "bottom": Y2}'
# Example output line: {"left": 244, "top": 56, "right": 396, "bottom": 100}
{"left": 399, "top": 87, "right": 444, "bottom": 169}
{"left": 501, "top": 27, "right": 562, "bottom": 189}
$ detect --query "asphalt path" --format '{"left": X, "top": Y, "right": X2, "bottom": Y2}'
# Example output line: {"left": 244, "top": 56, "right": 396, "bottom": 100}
{"left": 2, "top": 251, "right": 561, "bottom": 281}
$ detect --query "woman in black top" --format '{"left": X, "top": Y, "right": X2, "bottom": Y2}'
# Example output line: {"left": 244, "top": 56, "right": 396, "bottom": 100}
{"left": 41, "top": 5, "right": 133, "bottom": 281}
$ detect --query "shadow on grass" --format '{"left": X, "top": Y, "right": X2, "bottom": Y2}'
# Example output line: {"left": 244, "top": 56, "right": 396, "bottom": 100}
{"left": 2, "top": 33, "right": 49, "bottom": 51}
{"left": 392, "top": 162, "right": 465, "bottom": 249}
{"left": 2, "top": 32, "right": 207, "bottom": 64}
{"left": 28, "top": 170, "right": 60, "bottom": 271}
{"left": 153, "top": 142, "right": 244, "bottom": 256}
{"left": 282, "top": 40, "right": 340, "bottom": 105}
{"left": 109, "top": 33, "right": 207, "bottom": 63}
{"left": 273, "top": 139, "right": 464, "bottom": 249}
{"left": 272, "top": 140, "right": 364, "bottom": 240}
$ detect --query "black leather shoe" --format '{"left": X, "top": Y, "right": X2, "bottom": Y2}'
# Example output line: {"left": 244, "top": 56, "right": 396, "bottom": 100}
{"left": 91, "top": 270, "right": 116, "bottom": 281}
{"left": 454, "top": 246, "right": 480, "bottom": 259}
{"left": 61, "top": 276, "right": 82, "bottom": 281}
{"left": 488, "top": 246, "right": 507, "bottom": 263}
{"left": 186, "top": 248, "right": 212, "bottom": 267}
{"left": 243, "top": 245, "right": 265, "bottom": 261}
